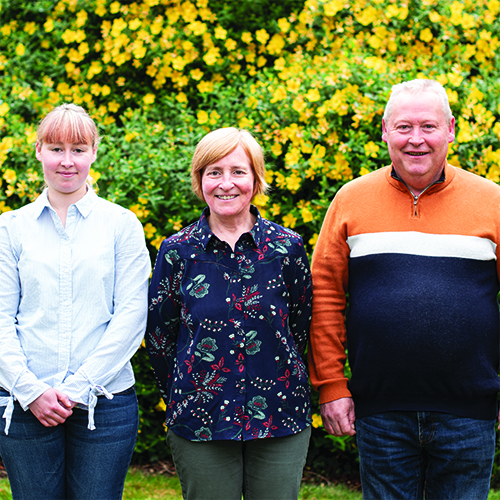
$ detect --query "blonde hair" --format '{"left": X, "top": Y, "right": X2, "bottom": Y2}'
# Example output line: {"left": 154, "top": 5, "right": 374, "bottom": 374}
{"left": 37, "top": 103, "right": 101, "bottom": 148}
{"left": 37, "top": 103, "right": 100, "bottom": 189}
{"left": 191, "top": 127, "right": 269, "bottom": 202}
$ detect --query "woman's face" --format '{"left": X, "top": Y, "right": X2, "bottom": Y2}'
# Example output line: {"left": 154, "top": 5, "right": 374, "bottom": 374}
{"left": 201, "top": 145, "right": 255, "bottom": 223}
{"left": 36, "top": 140, "right": 97, "bottom": 200}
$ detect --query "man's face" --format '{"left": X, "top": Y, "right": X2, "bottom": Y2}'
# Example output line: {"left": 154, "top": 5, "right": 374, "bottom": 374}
{"left": 382, "top": 91, "right": 455, "bottom": 195}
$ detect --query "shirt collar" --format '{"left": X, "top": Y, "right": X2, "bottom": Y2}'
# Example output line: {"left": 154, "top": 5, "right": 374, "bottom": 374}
{"left": 196, "top": 205, "right": 265, "bottom": 250}
{"left": 32, "top": 186, "right": 99, "bottom": 219}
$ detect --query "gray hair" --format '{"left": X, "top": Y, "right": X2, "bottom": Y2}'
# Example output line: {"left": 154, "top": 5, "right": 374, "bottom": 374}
{"left": 383, "top": 79, "right": 453, "bottom": 125}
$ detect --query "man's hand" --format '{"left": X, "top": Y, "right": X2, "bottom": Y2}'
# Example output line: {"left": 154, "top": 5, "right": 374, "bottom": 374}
{"left": 320, "top": 397, "right": 356, "bottom": 437}
{"left": 29, "top": 388, "right": 76, "bottom": 427}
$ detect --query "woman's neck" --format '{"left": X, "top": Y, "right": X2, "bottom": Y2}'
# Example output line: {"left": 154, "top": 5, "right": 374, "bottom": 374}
{"left": 47, "top": 185, "right": 87, "bottom": 227}
{"left": 207, "top": 211, "right": 257, "bottom": 251}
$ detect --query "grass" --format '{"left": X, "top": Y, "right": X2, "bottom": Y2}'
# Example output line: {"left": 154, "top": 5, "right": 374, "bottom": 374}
{"left": 0, "top": 468, "right": 362, "bottom": 500}
{"left": 3, "top": 470, "right": 500, "bottom": 499}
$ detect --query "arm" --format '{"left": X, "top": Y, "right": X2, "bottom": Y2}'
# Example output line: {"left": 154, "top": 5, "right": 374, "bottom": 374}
{"left": 145, "top": 242, "right": 182, "bottom": 401}
{"left": 287, "top": 239, "right": 313, "bottom": 356}
{"left": 57, "top": 212, "right": 151, "bottom": 404}
{"left": 308, "top": 194, "right": 353, "bottom": 425}
{"left": 0, "top": 215, "right": 52, "bottom": 410}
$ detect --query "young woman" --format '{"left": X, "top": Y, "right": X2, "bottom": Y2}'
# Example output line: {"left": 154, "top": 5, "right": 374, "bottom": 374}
{"left": 0, "top": 103, "right": 151, "bottom": 499}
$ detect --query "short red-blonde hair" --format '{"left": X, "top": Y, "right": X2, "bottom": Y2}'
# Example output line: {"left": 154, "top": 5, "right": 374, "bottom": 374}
{"left": 191, "top": 127, "right": 269, "bottom": 202}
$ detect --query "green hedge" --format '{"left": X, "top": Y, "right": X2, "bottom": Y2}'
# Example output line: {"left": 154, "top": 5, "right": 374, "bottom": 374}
{"left": 2, "top": 0, "right": 500, "bottom": 481}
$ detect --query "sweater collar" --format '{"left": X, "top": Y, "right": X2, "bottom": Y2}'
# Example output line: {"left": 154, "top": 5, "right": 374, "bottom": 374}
{"left": 387, "top": 162, "right": 455, "bottom": 196}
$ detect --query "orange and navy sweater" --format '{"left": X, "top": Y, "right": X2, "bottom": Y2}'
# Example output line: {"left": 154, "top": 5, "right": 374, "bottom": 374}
{"left": 309, "top": 164, "right": 500, "bottom": 420}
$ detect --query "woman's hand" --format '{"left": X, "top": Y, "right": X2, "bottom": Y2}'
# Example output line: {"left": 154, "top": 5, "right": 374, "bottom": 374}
{"left": 28, "top": 388, "right": 76, "bottom": 427}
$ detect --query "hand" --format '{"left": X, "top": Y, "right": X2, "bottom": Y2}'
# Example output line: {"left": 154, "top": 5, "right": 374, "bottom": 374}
{"left": 29, "top": 388, "right": 76, "bottom": 427}
{"left": 320, "top": 397, "right": 356, "bottom": 437}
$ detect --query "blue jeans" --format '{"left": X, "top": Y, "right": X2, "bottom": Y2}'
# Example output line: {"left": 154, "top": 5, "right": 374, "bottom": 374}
{"left": 356, "top": 411, "right": 496, "bottom": 500}
{"left": 167, "top": 426, "right": 311, "bottom": 500}
{"left": 0, "top": 387, "right": 138, "bottom": 500}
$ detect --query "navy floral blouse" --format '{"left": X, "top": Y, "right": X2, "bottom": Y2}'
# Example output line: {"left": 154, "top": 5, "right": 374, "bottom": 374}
{"left": 146, "top": 206, "right": 312, "bottom": 442}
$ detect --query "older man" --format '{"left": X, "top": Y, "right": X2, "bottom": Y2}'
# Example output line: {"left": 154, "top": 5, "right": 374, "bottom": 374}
{"left": 309, "top": 79, "right": 500, "bottom": 499}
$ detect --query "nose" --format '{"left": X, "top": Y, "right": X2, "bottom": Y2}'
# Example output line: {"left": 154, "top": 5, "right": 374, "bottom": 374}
{"left": 408, "top": 127, "right": 425, "bottom": 146}
{"left": 219, "top": 172, "right": 234, "bottom": 190}
{"left": 61, "top": 149, "right": 74, "bottom": 167}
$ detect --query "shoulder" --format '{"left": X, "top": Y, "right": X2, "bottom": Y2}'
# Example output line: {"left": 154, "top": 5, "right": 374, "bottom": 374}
{"left": 260, "top": 218, "right": 306, "bottom": 254}
{"left": 450, "top": 165, "right": 500, "bottom": 196}
{"left": 158, "top": 220, "right": 200, "bottom": 253}
{"left": 336, "top": 166, "right": 389, "bottom": 199}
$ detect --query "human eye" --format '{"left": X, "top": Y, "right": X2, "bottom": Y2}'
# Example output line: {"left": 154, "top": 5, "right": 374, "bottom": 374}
{"left": 422, "top": 123, "right": 436, "bottom": 131}
{"left": 397, "top": 124, "right": 411, "bottom": 131}
{"left": 205, "top": 169, "right": 220, "bottom": 177}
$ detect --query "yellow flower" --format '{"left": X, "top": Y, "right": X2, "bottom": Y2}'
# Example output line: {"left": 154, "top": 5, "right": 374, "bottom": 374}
{"left": 307, "top": 233, "right": 319, "bottom": 250}
{"left": 292, "top": 97, "right": 307, "bottom": 113}
{"left": 155, "top": 398, "right": 166, "bottom": 412}
{"left": 270, "top": 204, "right": 281, "bottom": 216}
{"left": 151, "top": 235, "right": 166, "bottom": 250}
{"left": 214, "top": 26, "right": 227, "bottom": 39}
{"left": 241, "top": 32, "right": 252, "bottom": 44}
{"left": 3, "top": 168, "right": 16, "bottom": 184}
{"left": 282, "top": 213, "right": 297, "bottom": 228}
{"left": 253, "top": 194, "right": 269, "bottom": 207}
{"left": 420, "top": 28, "right": 433, "bottom": 43}
{"left": 267, "top": 34, "right": 285, "bottom": 55}
{"left": 203, "top": 47, "right": 220, "bottom": 65}
{"left": 129, "top": 18, "right": 141, "bottom": 30}
{"left": 44, "top": 18, "right": 54, "bottom": 32}
{"left": 168, "top": 217, "right": 183, "bottom": 231}
{"left": 311, "top": 413, "right": 323, "bottom": 428}
{"left": 285, "top": 148, "right": 301, "bottom": 167}
{"left": 359, "top": 167, "right": 371, "bottom": 176}
{"left": 76, "top": 10, "right": 88, "bottom": 27}
{"left": 197, "top": 110, "right": 209, "bottom": 124}
{"left": 110, "top": 1, "right": 121, "bottom": 14}
{"left": 143, "top": 223, "right": 157, "bottom": 239}
{"left": 364, "top": 141, "right": 380, "bottom": 158}
{"left": 256, "top": 29, "right": 270, "bottom": 45}
{"left": 176, "top": 92, "right": 188, "bottom": 103}
{"left": 286, "top": 171, "right": 301, "bottom": 192}
{"left": 143, "top": 93, "right": 155, "bottom": 104}
{"left": 324, "top": 0, "right": 343, "bottom": 16}
{"left": 190, "top": 68, "right": 204, "bottom": 81}
{"left": 270, "top": 86, "right": 287, "bottom": 103}
{"left": 306, "top": 88, "right": 321, "bottom": 102}
{"left": 197, "top": 80, "right": 214, "bottom": 93}
{"left": 15, "top": 44, "right": 25, "bottom": 56}
{"left": 356, "top": 6, "right": 378, "bottom": 25}
{"left": 0, "top": 202, "right": 12, "bottom": 214}
{"left": 301, "top": 206, "right": 313, "bottom": 223}
{"left": 209, "top": 110, "right": 220, "bottom": 125}
{"left": 0, "top": 102, "right": 9, "bottom": 117}
{"left": 277, "top": 18, "right": 290, "bottom": 32}
{"left": 271, "top": 143, "right": 283, "bottom": 156}
{"left": 225, "top": 38, "right": 237, "bottom": 51}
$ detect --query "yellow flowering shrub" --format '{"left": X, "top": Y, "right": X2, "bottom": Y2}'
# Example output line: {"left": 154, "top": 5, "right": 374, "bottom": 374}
{"left": 3, "top": 0, "right": 500, "bottom": 474}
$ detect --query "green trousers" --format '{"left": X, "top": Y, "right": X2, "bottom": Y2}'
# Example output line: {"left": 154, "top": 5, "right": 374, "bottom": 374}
{"left": 167, "top": 426, "right": 311, "bottom": 500}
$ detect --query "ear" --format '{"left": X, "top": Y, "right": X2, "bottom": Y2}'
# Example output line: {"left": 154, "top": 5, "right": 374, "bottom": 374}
{"left": 381, "top": 119, "right": 388, "bottom": 143}
{"left": 91, "top": 145, "right": 98, "bottom": 163}
{"left": 448, "top": 116, "right": 456, "bottom": 144}
{"left": 35, "top": 140, "right": 43, "bottom": 161}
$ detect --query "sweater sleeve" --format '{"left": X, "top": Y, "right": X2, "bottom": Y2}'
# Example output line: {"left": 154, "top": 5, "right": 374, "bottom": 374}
{"left": 308, "top": 191, "right": 352, "bottom": 404}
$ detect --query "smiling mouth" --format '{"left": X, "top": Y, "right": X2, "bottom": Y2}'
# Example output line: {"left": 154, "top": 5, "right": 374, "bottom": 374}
{"left": 406, "top": 152, "right": 428, "bottom": 156}
{"left": 216, "top": 195, "right": 238, "bottom": 200}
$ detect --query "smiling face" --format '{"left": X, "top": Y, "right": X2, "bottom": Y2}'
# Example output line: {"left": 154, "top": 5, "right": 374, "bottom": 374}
{"left": 201, "top": 145, "right": 255, "bottom": 225}
{"left": 382, "top": 90, "right": 455, "bottom": 195}
{"left": 36, "top": 140, "right": 97, "bottom": 203}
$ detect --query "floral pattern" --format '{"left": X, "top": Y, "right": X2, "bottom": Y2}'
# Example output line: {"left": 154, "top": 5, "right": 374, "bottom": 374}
{"left": 146, "top": 206, "right": 312, "bottom": 441}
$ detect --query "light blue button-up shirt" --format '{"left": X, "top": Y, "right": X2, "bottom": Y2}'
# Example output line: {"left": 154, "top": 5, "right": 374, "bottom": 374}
{"left": 0, "top": 188, "right": 151, "bottom": 433}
